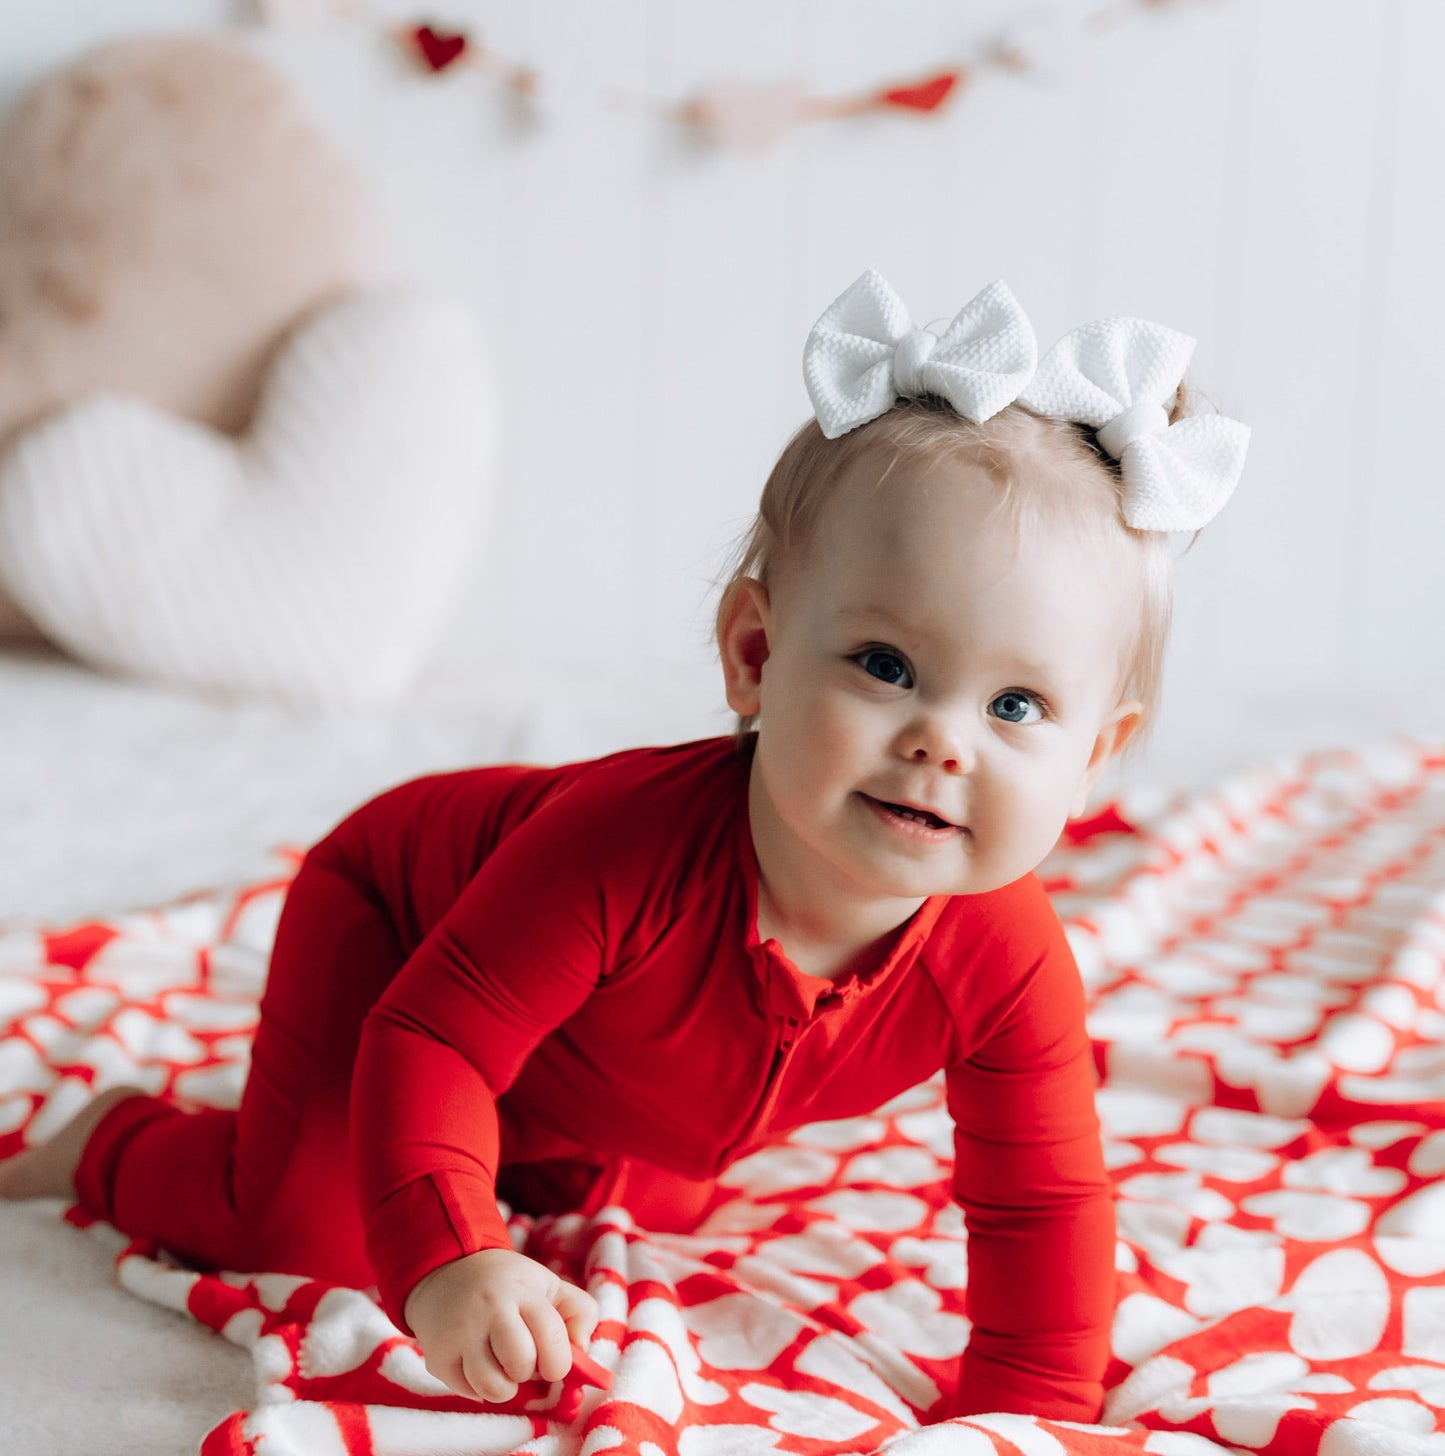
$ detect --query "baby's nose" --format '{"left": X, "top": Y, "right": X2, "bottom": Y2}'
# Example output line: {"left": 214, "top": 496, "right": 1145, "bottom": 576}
{"left": 906, "top": 721, "right": 974, "bottom": 773}
{"left": 912, "top": 745, "right": 967, "bottom": 773}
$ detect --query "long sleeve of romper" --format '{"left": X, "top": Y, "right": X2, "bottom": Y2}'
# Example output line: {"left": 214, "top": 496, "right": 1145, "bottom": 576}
{"left": 350, "top": 793, "right": 613, "bottom": 1335}
{"left": 939, "top": 896, "right": 1115, "bottom": 1423}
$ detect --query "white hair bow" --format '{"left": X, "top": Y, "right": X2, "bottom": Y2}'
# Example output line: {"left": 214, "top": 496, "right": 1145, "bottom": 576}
{"left": 802, "top": 269, "right": 1251, "bottom": 533}
{"left": 1018, "top": 317, "right": 1251, "bottom": 532}
{"left": 802, "top": 269, "right": 1037, "bottom": 439}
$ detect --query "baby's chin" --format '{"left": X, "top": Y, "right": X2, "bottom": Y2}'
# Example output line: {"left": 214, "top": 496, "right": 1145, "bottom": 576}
{"left": 862, "top": 861, "right": 988, "bottom": 903}
{"left": 887, "top": 852, "right": 1043, "bottom": 901}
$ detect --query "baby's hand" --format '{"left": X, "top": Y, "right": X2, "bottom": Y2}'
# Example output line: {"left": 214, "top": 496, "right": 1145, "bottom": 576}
{"left": 403, "top": 1246, "right": 600, "bottom": 1402}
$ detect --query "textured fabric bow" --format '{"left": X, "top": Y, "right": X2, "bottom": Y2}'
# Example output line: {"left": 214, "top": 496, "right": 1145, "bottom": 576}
{"left": 1018, "top": 317, "right": 1251, "bottom": 531}
{"left": 803, "top": 269, "right": 1037, "bottom": 438}
{"left": 802, "top": 269, "right": 1250, "bottom": 532}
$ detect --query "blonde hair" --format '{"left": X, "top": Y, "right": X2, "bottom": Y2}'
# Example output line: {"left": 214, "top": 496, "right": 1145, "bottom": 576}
{"left": 714, "top": 389, "right": 1205, "bottom": 756}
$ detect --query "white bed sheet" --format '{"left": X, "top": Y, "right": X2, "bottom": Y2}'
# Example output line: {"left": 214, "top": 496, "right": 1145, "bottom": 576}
{"left": 0, "top": 644, "right": 728, "bottom": 924}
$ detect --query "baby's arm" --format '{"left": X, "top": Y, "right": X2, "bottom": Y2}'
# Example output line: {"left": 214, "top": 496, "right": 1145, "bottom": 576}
{"left": 348, "top": 785, "right": 622, "bottom": 1398}
{"left": 940, "top": 893, "right": 1115, "bottom": 1422}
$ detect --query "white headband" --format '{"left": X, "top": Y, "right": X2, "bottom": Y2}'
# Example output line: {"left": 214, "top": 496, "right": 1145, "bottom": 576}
{"left": 801, "top": 268, "right": 1250, "bottom": 532}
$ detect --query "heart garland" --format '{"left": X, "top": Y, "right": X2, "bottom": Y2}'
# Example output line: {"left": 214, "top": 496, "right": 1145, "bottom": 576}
{"left": 247, "top": 0, "right": 1224, "bottom": 150}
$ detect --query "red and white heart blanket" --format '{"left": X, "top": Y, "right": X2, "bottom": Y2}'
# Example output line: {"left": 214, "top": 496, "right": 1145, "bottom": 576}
{"left": 4, "top": 738, "right": 1445, "bottom": 1456}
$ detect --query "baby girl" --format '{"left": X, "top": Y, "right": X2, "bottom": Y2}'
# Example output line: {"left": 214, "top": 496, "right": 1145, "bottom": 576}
{"left": 0, "top": 269, "right": 1248, "bottom": 1424}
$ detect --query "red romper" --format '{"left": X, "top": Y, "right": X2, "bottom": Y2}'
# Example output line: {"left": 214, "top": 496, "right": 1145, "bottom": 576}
{"left": 74, "top": 733, "right": 1115, "bottom": 1422}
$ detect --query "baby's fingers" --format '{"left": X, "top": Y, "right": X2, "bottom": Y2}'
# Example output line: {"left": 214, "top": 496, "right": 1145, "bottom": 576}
{"left": 459, "top": 1346, "right": 518, "bottom": 1403}
{"left": 522, "top": 1299, "right": 574, "bottom": 1384}
{"left": 554, "top": 1280, "right": 600, "bottom": 1347}
{"left": 429, "top": 1345, "right": 515, "bottom": 1404}
{"left": 485, "top": 1309, "right": 543, "bottom": 1388}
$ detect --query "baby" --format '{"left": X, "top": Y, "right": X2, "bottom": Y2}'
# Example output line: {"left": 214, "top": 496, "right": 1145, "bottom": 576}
{"left": 0, "top": 270, "right": 1247, "bottom": 1424}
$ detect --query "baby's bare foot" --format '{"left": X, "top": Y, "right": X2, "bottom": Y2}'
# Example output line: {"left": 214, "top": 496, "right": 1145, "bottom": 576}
{"left": 0, "top": 1085, "right": 145, "bottom": 1201}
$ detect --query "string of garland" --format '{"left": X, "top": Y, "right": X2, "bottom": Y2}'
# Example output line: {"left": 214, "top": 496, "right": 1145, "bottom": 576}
{"left": 247, "top": 0, "right": 1224, "bottom": 149}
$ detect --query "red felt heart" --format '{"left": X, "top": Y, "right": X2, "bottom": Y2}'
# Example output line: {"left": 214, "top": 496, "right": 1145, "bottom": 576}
{"left": 410, "top": 24, "right": 470, "bottom": 73}
{"left": 880, "top": 70, "right": 961, "bottom": 113}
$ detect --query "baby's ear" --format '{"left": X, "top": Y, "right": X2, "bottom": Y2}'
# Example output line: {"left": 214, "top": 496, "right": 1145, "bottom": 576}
{"left": 718, "top": 577, "right": 772, "bottom": 718}
{"left": 1071, "top": 701, "right": 1143, "bottom": 819}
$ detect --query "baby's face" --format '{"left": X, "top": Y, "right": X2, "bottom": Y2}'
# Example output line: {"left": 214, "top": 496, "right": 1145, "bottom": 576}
{"left": 736, "top": 453, "right": 1142, "bottom": 906}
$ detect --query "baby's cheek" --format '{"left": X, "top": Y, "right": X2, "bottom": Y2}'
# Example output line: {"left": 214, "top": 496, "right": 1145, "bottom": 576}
{"left": 1006, "top": 775, "right": 1074, "bottom": 858}
{"left": 778, "top": 676, "right": 843, "bottom": 737}
{"left": 766, "top": 694, "right": 850, "bottom": 788}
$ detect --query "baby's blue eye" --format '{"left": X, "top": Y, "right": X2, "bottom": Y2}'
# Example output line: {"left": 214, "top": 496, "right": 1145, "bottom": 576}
{"left": 855, "top": 649, "right": 913, "bottom": 688}
{"left": 990, "top": 691, "right": 1043, "bottom": 724}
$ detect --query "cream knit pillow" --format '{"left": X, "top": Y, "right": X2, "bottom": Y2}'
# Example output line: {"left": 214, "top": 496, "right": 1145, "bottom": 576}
{"left": 0, "top": 287, "right": 499, "bottom": 707}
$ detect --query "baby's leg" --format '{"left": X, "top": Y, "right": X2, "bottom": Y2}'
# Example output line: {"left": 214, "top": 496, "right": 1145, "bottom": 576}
{"left": 0, "top": 1085, "right": 143, "bottom": 1200}
{"left": 1, "top": 763, "right": 537, "bottom": 1284}
{"left": 3, "top": 833, "right": 410, "bottom": 1287}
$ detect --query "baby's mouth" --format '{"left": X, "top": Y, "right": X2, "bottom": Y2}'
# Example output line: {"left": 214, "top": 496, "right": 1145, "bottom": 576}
{"left": 863, "top": 794, "right": 956, "bottom": 830}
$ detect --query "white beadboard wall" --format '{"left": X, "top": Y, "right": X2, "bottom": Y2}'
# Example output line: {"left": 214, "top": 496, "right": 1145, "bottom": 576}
{"left": 3, "top": 0, "right": 1441, "bottom": 793}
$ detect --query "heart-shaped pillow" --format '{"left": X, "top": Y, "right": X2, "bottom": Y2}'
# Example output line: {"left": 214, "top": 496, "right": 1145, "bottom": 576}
{"left": 0, "top": 286, "right": 499, "bottom": 707}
